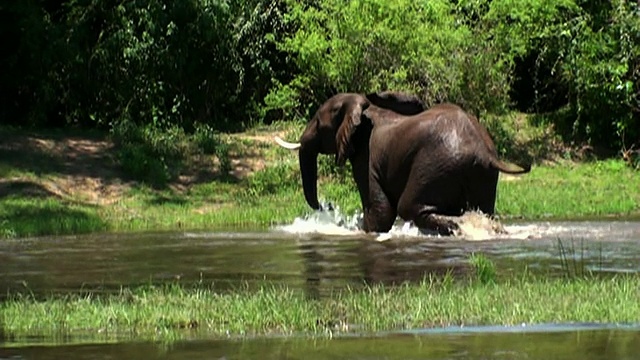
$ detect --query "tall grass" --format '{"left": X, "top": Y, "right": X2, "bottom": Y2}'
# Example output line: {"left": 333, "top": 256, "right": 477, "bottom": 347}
{"left": 2, "top": 273, "right": 639, "bottom": 342}
{"left": 2, "top": 157, "right": 638, "bottom": 238}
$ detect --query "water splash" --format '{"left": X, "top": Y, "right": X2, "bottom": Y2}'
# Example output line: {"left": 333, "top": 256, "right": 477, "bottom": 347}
{"left": 275, "top": 202, "right": 364, "bottom": 236}
{"left": 454, "top": 211, "right": 511, "bottom": 241}
{"left": 275, "top": 203, "right": 513, "bottom": 241}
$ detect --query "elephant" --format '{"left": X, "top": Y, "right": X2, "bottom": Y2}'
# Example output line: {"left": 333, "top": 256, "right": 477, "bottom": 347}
{"left": 275, "top": 92, "right": 531, "bottom": 235}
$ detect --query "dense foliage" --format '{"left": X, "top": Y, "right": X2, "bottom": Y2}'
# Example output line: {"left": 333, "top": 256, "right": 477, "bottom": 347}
{"left": 2, "top": 0, "right": 639, "bottom": 178}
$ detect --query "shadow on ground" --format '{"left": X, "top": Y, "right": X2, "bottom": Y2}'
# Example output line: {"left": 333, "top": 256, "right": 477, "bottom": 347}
{"left": 0, "top": 131, "right": 117, "bottom": 178}
{"left": 0, "top": 129, "right": 266, "bottom": 202}
{"left": 0, "top": 180, "right": 61, "bottom": 200}
{"left": 0, "top": 195, "right": 107, "bottom": 237}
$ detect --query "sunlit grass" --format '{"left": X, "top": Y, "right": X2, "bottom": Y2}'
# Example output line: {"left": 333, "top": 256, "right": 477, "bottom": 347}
{"left": 2, "top": 158, "right": 638, "bottom": 238}
{"left": 497, "top": 159, "right": 639, "bottom": 219}
{"left": 0, "top": 197, "right": 107, "bottom": 237}
{"left": 2, "top": 273, "right": 639, "bottom": 342}
{"left": 1, "top": 120, "right": 638, "bottom": 238}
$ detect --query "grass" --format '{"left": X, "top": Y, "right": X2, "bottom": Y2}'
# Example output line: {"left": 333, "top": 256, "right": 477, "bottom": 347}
{"left": 496, "top": 159, "right": 640, "bottom": 219}
{"left": 2, "top": 272, "right": 639, "bottom": 342}
{"left": 0, "top": 117, "right": 639, "bottom": 238}
{"left": 1, "top": 158, "right": 638, "bottom": 238}
{"left": 96, "top": 158, "right": 640, "bottom": 232}
{"left": 0, "top": 197, "right": 107, "bottom": 237}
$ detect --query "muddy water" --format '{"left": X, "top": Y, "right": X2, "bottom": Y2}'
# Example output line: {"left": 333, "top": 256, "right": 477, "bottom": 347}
{"left": 2, "top": 325, "right": 640, "bottom": 359}
{"left": 1, "top": 218, "right": 640, "bottom": 357}
{"left": 1, "top": 220, "right": 639, "bottom": 298}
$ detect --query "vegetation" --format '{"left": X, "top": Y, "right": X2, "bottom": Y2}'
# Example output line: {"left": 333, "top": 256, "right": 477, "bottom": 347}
{"left": 1, "top": 132, "right": 638, "bottom": 239}
{"left": 1, "top": 2, "right": 639, "bottom": 232}
{"left": 2, "top": 2, "right": 640, "bottom": 348}
{"left": 2, "top": 270, "right": 639, "bottom": 342}
{"left": 2, "top": 1, "right": 639, "bottom": 187}
{"left": 497, "top": 159, "right": 640, "bottom": 219}
{"left": 1, "top": 113, "right": 639, "bottom": 238}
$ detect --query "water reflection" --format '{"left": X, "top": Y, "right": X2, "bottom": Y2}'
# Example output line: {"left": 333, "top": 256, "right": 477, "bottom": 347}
{"left": 2, "top": 325, "right": 640, "bottom": 359}
{"left": 0, "top": 221, "right": 639, "bottom": 299}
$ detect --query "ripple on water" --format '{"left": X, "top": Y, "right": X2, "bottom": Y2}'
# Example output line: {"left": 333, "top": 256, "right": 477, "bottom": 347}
{"left": 274, "top": 207, "right": 640, "bottom": 244}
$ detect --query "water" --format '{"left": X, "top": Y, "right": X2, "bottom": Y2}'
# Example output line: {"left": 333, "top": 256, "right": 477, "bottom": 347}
{"left": 1, "top": 212, "right": 640, "bottom": 358}
{"left": 2, "top": 325, "right": 640, "bottom": 359}
{"left": 1, "top": 213, "right": 638, "bottom": 298}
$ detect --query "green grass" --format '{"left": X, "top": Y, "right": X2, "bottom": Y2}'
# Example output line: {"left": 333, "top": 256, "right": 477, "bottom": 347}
{"left": 2, "top": 273, "right": 639, "bottom": 342}
{"left": 1, "top": 120, "right": 639, "bottom": 238}
{"left": 496, "top": 159, "right": 640, "bottom": 219}
{"left": 0, "top": 197, "right": 107, "bottom": 238}
{"left": 101, "top": 190, "right": 309, "bottom": 232}
{"left": 1, "top": 158, "right": 638, "bottom": 238}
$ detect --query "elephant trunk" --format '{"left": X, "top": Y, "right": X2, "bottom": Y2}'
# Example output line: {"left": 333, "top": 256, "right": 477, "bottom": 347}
{"left": 299, "top": 147, "right": 320, "bottom": 210}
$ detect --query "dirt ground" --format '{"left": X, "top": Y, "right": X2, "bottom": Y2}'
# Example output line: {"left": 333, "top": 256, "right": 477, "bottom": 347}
{"left": 0, "top": 130, "right": 285, "bottom": 205}
{"left": 2, "top": 127, "right": 627, "bottom": 206}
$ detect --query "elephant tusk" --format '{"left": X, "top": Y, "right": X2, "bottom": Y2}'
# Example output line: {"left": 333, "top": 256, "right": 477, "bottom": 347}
{"left": 274, "top": 136, "right": 301, "bottom": 150}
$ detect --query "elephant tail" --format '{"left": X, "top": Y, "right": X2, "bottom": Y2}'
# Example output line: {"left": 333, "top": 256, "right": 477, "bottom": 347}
{"left": 490, "top": 158, "right": 532, "bottom": 174}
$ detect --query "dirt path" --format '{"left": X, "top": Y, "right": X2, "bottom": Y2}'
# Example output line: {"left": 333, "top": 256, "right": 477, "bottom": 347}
{"left": 0, "top": 134, "right": 128, "bottom": 204}
{"left": 0, "top": 130, "right": 286, "bottom": 204}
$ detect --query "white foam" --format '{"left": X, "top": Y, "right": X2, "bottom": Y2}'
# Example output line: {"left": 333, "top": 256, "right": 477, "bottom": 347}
{"left": 275, "top": 206, "right": 364, "bottom": 236}
{"left": 454, "top": 211, "right": 510, "bottom": 241}
{"left": 501, "top": 221, "right": 626, "bottom": 240}
{"left": 274, "top": 206, "right": 516, "bottom": 241}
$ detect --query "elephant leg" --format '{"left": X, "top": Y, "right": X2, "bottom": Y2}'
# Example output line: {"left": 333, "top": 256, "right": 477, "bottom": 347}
{"left": 349, "top": 150, "right": 371, "bottom": 212}
{"left": 362, "top": 177, "right": 397, "bottom": 233}
{"left": 464, "top": 167, "right": 499, "bottom": 216}
{"left": 398, "top": 204, "right": 460, "bottom": 236}
{"left": 397, "top": 169, "right": 463, "bottom": 236}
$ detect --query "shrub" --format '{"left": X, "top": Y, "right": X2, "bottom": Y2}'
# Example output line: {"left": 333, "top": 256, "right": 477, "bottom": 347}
{"left": 111, "top": 120, "right": 192, "bottom": 187}
{"left": 193, "top": 124, "right": 232, "bottom": 173}
{"left": 245, "top": 160, "right": 300, "bottom": 197}
{"left": 3, "top": 0, "right": 638, "bottom": 153}
{"left": 480, "top": 0, "right": 640, "bottom": 147}
{"left": 562, "top": 0, "right": 640, "bottom": 146}
{"left": 266, "top": 0, "right": 510, "bottom": 119}
{"left": 1, "top": 0, "right": 290, "bottom": 133}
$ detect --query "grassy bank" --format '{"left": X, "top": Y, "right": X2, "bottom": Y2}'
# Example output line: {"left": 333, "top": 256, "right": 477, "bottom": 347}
{"left": 2, "top": 273, "right": 639, "bottom": 342}
{"left": 2, "top": 158, "right": 638, "bottom": 239}
{"left": 496, "top": 159, "right": 640, "bottom": 219}
{"left": 1, "top": 120, "right": 639, "bottom": 238}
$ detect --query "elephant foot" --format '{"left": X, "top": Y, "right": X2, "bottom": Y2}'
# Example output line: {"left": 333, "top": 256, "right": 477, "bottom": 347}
{"left": 491, "top": 216, "right": 509, "bottom": 234}
{"left": 417, "top": 214, "right": 460, "bottom": 236}
{"left": 492, "top": 221, "right": 507, "bottom": 234}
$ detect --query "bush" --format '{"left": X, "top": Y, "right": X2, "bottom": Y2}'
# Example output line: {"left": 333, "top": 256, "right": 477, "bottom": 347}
{"left": 245, "top": 160, "right": 299, "bottom": 197}
{"left": 2, "top": 0, "right": 638, "bottom": 154}
{"left": 480, "top": 0, "right": 639, "bottom": 146}
{"left": 562, "top": 0, "right": 640, "bottom": 146}
{"left": 266, "top": 0, "right": 510, "bottom": 118}
{"left": 193, "top": 124, "right": 232, "bottom": 174}
{"left": 111, "top": 120, "right": 192, "bottom": 187}
{"left": 266, "top": 0, "right": 639, "bottom": 151}
{"left": 1, "top": 0, "right": 290, "bottom": 133}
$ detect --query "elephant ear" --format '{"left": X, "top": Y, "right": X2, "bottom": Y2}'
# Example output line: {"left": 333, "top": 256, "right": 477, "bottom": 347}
{"left": 336, "top": 100, "right": 368, "bottom": 166}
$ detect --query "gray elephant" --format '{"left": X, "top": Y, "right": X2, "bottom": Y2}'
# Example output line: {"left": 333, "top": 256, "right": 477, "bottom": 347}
{"left": 276, "top": 92, "right": 530, "bottom": 235}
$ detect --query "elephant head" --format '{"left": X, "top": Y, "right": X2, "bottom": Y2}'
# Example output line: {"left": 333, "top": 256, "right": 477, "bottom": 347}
{"left": 275, "top": 91, "right": 425, "bottom": 211}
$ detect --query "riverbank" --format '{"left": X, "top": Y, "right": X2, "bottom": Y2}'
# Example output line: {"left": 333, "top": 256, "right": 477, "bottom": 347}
{"left": 2, "top": 122, "right": 640, "bottom": 344}
{"left": 2, "top": 270, "right": 639, "bottom": 342}
{"left": 1, "top": 121, "right": 639, "bottom": 238}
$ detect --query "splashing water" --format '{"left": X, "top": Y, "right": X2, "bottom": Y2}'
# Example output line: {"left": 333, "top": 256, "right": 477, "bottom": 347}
{"left": 275, "top": 203, "right": 515, "bottom": 241}
{"left": 276, "top": 203, "right": 364, "bottom": 236}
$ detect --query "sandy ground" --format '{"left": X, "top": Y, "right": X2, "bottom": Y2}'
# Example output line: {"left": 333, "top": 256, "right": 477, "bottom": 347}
{"left": 0, "top": 131, "right": 285, "bottom": 205}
